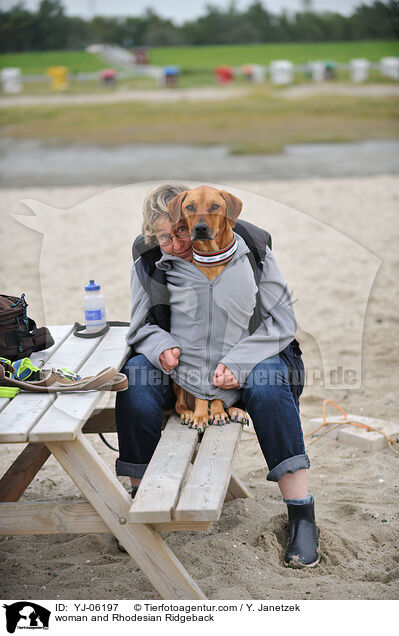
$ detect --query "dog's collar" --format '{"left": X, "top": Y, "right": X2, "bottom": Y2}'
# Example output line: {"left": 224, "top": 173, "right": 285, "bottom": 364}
{"left": 192, "top": 236, "right": 238, "bottom": 266}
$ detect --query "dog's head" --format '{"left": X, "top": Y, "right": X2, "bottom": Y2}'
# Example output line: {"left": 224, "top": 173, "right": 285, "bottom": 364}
{"left": 168, "top": 186, "right": 242, "bottom": 242}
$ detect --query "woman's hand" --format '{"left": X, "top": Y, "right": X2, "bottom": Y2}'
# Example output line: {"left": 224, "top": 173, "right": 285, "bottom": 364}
{"left": 159, "top": 347, "right": 181, "bottom": 372}
{"left": 213, "top": 363, "right": 239, "bottom": 389}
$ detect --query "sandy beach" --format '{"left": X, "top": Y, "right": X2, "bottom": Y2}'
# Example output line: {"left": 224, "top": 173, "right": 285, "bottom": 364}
{"left": 0, "top": 174, "right": 398, "bottom": 600}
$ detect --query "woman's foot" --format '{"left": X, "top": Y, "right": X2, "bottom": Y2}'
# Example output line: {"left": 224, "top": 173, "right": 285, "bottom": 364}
{"left": 284, "top": 496, "right": 320, "bottom": 567}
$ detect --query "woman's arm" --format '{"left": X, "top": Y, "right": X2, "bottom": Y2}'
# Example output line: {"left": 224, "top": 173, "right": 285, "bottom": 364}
{"left": 126, "top": 265, "right": 181, "bottom": 372}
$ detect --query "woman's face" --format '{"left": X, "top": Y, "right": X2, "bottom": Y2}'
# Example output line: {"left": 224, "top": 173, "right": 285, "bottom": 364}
{"left": 154, "top": 215, "right": 193, "bottom": 261}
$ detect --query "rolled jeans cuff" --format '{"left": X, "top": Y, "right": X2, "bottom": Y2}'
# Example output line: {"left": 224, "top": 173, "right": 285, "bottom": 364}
{"left": 266, "top": 453, "right": 310, "bottom": 482}
{"left": 115, "top": 458, "right": 148, "bottom": 479}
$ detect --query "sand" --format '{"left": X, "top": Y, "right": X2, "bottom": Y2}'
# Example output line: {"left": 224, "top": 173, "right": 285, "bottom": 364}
{"left": 1, "top": 83, "right": 398, "bottom": 110}
{"left": 0, "top": 86, "right": 249, "bottom": 109}
{"left": 278, "top": 82, "right": 399, "bottom": 99}
{"left": 0, "top": 175, "right": 398, "bottom": 600}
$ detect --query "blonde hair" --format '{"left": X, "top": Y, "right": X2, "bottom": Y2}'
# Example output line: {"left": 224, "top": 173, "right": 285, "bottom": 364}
{"left": 142, "top": 184, "right": 187, "bottom": 246}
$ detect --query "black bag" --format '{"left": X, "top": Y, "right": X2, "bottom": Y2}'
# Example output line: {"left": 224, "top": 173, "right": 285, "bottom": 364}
{"left": 0, "top": 293, "right": 54, "bottom": 360}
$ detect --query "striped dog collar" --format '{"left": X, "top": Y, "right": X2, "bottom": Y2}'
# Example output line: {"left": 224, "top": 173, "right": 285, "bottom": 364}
{"left": 192, "top": 237, "right": 238, "bottom": 266}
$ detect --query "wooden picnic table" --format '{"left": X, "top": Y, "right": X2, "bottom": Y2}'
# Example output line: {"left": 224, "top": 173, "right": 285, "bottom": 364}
{"left": 0, "top": 325, "right": 250, "bottom": 600}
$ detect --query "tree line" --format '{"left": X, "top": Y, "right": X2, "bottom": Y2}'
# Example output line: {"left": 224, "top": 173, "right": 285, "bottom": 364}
{"left": 0, "top": 0, "right": 398, "bottom": 53}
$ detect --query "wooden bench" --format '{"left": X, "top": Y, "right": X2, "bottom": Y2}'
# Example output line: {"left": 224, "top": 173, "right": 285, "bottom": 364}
{"left": 0, "top": 324, "right": 250, "bottom": 599}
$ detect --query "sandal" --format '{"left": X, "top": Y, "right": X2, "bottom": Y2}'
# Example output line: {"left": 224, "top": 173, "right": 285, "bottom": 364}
{"left": 52, "top": 367, "right": 128, "bottom": 392}
{"left": 0, "top": 359, "right": 128, "bottom": 394}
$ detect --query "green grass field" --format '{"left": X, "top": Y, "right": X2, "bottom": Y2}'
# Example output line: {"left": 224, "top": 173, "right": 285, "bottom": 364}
{"left": 1, "top": 87, "right": 397, "bottom": 154}
{"left": 1, "top": 40, "right": 398, "bottom": 75}
{"left": 151, "top": 40, "right": 399, "bottom": 70}
{"left": 1, "top": 41, "right": 398, "bottom": 154}
{"left": 0, "top": 50, "right": 106, "bottom": 74}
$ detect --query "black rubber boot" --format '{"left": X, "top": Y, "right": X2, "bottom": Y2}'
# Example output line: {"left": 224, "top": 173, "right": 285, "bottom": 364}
{"left": 116, "top": 486, "right": 138, "bottom": 553}
{"left": 284, "top": 499, "right": 320, "bottom": 567}
{"left": 130, "top": 486, "right": 138, "bottom": 499}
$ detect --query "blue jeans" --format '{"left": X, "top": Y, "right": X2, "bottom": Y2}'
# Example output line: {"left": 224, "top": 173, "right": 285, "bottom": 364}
{"left": 115, "top": 354, "right": 309, "bottom": 482}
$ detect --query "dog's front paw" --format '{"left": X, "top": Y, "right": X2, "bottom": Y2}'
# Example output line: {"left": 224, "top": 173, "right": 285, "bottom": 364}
{"left": 191, "top": 414, "right": 209, "bottom": 433}
{"left": 227, "top": 407, "right": 249, "bottom": 425}
{"left": 209, "top": 411, "right": 229, "bottom": 426}
{"left": 180, "top": 411, "right": 208, "bottom": 433}
{"left": 209, "top": 399, "right": 229, "bottom": 426}
{"left": 179, "top": 410, "right": 194, "bottom": 426}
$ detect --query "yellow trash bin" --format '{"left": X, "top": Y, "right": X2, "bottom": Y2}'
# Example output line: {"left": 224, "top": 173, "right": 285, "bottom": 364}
{"left": 46, "top": 66, "right": 69, "bottom": 91}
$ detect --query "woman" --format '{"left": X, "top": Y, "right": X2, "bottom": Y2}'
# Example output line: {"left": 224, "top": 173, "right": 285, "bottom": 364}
{"left": 116, "top": 183, "right": 319, "bottom": 567}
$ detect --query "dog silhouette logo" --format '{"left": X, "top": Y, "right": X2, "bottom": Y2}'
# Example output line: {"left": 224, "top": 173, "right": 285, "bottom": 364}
{"left": 13, "top": 183, "right": 380, "bottom": 390}
{"left": 3, "top": 602, "right": 50, "bottom": 633}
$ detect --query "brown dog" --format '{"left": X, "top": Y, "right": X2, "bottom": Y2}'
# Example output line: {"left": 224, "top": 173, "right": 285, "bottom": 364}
{"left": 168, "top": 185, "right": 249, "bottom": 432}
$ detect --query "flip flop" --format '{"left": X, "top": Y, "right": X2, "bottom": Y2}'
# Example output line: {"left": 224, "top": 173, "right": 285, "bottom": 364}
{"left": 0, "top": 361, "right": 127, "bottom": 393}
{"left": 52, "top": 367, "right": 128, "bottom": 392}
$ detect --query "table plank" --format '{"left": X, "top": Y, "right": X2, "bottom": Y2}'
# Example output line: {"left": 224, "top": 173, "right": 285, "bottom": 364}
{"left": 29, "top": 326, "right": 129, "bottom": 442}
{"left": 0, "top": 500, "right": 109, "bottom": 534}
{"left": 174, "top": 422, "right": 243, "bottom": 522}
{"left": 29, "top": 325, "right": 74, "bottom": 366}
{"left": 0, "top": 326, "right": 107, "bottom": 442}
{"left": 0, "top": 500, "right": 212, "bottom": 534}
{"left": 128, "top": 415, "right": 198, "bottom": 523}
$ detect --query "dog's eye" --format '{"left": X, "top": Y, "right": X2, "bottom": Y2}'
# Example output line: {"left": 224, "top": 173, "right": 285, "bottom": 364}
{"left": 185, "top": 204, "right": 194, "bottom": 211}
{"left": 211, "top": 204, "right": 220, "bottom": 210}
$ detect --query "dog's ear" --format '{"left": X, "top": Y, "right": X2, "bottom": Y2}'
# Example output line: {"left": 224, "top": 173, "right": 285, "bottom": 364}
{"left": 168, "top": 191, "right": 188, "bottom": 223}
{"left": 219, "top": 190, "right": 243, "bottom": 227}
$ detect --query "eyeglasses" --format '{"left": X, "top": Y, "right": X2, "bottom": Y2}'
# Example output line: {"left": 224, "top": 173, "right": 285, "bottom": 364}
{"left": 156, "top": 224, "right": 190, "bottom": 247}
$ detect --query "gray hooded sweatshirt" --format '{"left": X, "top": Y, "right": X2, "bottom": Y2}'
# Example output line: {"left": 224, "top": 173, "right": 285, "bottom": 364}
{"left": 126, "top": 233, "right": 297, "bottom": 407}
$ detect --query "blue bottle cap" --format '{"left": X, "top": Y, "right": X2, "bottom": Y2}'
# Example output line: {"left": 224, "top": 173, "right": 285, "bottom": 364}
{"left": 85, "top": 279, "right": 100, "bottom": 291}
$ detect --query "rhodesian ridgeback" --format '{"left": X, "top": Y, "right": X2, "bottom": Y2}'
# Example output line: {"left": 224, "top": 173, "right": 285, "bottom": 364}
{"left": 168, "top": 185, "right": 249, "bottom": 432}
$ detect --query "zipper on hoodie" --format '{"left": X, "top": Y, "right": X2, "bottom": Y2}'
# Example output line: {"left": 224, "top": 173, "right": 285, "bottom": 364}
{"left": 204, "top": 280, "right": 214, "bottom": 399}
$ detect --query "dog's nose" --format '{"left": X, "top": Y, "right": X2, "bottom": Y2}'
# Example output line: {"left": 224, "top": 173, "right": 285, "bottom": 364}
{"left": 193, "top": 222, "right": 210, "bottom": 239}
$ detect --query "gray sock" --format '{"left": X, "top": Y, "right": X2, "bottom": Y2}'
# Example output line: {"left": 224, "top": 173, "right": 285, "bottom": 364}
{"left": 283, "top": 493, "right": 313, "bottom": 505}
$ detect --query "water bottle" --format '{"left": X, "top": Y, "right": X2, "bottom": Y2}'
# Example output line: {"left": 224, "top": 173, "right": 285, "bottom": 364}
{"left": 84, "top": 280, "right": 106, "bottom": 332}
